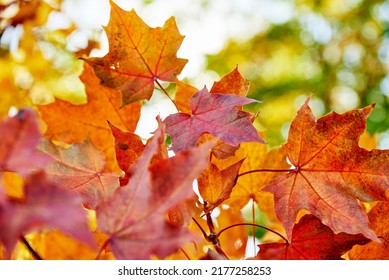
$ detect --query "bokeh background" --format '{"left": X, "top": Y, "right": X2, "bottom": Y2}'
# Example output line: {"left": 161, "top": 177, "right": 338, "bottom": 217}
{"left": 1, "top": 0, "right": 389, "bottom": 147}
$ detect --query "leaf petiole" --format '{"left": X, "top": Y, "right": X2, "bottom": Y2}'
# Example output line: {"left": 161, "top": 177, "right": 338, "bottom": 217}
{"left": 154, "top": 79, "right": 179, "bottom": 112}
{"left": 95, "top": 238, "right": 110, "bottom": 260}
{"left": 20, "top": 236, "right": 42, "bottom": 260}
{"left": 238, "top": 168, "right": 292, "bottom": 178}
{"left": 217, "top": 222, "right": 289, "bottom": 243}
{"left": 191, "top": 217, "right": 210, "bottom": 241}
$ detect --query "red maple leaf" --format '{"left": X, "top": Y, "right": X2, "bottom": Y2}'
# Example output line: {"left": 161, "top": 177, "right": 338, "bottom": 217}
{"left": 0, "top": 171, "right": 94, "bottom": 256}
{"left": 96, "top": 123, "right": 213, "bottom": 259}
{"left": 255, "top": 215, "right": 370, "bottom": 260}
{"left": 263, "top": 98, "right": 389, "bottom": 241}
{"left": 164, "top": 86, "right": 264, "bottom": 153}
{"left": 0, "top": 109, "right": 51, "bottom": 175}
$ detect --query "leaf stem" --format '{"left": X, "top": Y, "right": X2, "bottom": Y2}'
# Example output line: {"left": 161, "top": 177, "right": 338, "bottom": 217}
{"left": 238, "top": 168, "right": 292, "bottom": 178}
{"left": 20, "top": 236, "right": 42, "bottom": 260}
{"left": 217, "top": 222, "right": 288, "bottom": 243}
{"left": 95, "top": 238, "right": 110, "bottom": 260}
{"left": 214, "top": 243, "right": 229, "bottom": 260}
{"left": 154, "top": 79, "right": 179, "bottom": 111}
{"left": 251, "top": 199, "right": 256, "bottom": 254}
{"left": 179, "top": 247, "right": 191, "bottom": 260}
{"left": 191, "top": 218, "right": 210, "bottom": 241}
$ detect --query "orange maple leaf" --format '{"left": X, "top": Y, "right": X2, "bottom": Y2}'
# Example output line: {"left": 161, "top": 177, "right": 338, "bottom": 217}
{"left": 198, "top": 159, "right": 244, "bottom": 213}
{"left": 38, "top": 63, "right": 140, "bottom": 172}
{"left": 39, "top": 139, "right": 120, "bottom": 210}
{"left": 349, "top": 201, "right": 389, "bottom": 259}
{"left": 174, "top": 66, "right": 250, "bottom": 115}
{"left": 263, "top": 97, "right": 389, "bottom": 241}
{"left": 84, "top": 1, "right": 187, "bottom": 105}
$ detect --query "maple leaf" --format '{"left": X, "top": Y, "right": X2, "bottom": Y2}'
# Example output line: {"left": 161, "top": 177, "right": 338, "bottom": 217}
{"left": 0, "top": 171, "right": 94, "bottom": 256}
{"left": 39, "top": 139, "right": 120, "bottom": 210}
{"left": 38, "top": 63, "right": 141, "bottom": 172}
{"left": 254, "top": 215, "right": 370, "bottom": 260}
{"left": 349, "top": 201, "right": 389, "bottom": 259}
{"left": 96, "top": 124, "right": 213, "bottom": 259}
{"left": 0, "top": 109, "right": 51, "bottom": 175}
{"left": 216, "top": 208, "right": 248, "bottom": 259}
{"left": 165, "top": 86, "right": 264, "bottom": 153}
{"left": 198, "top": 159, "right": 244, "bottom": 213}
{"left": 84, "top": 1, "right": 187, "bottom": 105}
{"left": 109, "top": 122, "right": 145, "bottom": 173}
{"left": 167, "top": 196, "right": 198, "bottom": 228}
{"left": 209, "top": 142, "right": 288, "bottom": 240}
{"left": 174, "top": 79, "right": 198, "bottom": 114}
{"left": 109, "top": 120, "right": 168, "bottom": 186}
{"left": 175, "top": 66, "right": 249, "bottom": 114}
{"left": 263, "top": 98, "right": 389, "bottom": 241}
{"left": 210, "top": 66, "right": 250, "bottom": 97}
{"left": 28, "top": 230, "right": 98, "bottom": 260}
{"left": 172, "top": 68, "right": 252, "bottom": 158}
{"left": 212, "top": 142, "right": 288, "bottom": 209}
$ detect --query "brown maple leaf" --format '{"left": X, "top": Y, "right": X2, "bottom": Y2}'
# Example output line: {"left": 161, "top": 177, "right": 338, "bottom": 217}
{"left": 0, "top": 171, "right": 94, "bottom": 256}
{"left": 39, "top": 139, "right": 120, "bottom": 210}
{"left": 38, "top": 63, "right": 141, "bottom": 172}
{"left": 165, "top": 86, "right": 264, "bottom": 153}
{"left": 263, "top": 98, "right": 389, "bottom": 241}
{"left": 84, "top": 1, "right": 187, "bottom": 105}
{"left": 0, "top": 109, "right": 51, "bottom": 175}
{"left": 96, "top": 123, "right": 213, "bottom": 259}
{"left": 254, "top": 214, "right": 370, "bottom": 260}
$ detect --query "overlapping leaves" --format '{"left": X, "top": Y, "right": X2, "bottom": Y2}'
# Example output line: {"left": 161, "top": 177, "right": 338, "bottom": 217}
{"left": 1, "top": 0, "right": 389, "bottom": 261}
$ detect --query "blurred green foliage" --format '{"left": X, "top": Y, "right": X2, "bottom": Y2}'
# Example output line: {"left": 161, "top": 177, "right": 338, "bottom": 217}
{"left": 206, "top": 0, "right": 389, "bottom": 146}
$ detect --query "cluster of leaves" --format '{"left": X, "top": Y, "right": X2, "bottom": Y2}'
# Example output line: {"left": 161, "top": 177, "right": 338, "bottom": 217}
{"left": 1, "top": 1, "right": 389, "bottom": 260}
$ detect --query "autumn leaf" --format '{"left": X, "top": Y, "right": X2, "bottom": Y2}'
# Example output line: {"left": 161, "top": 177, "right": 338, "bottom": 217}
{"left": 165, "top": 86, "right": 264, "bottom": 153}
{"left": 198, "top": 159, "right": 244, "bottom": 213}
{"left": 39, "top": 139, "right": 120, "bottom": 210}
{"left": 167, "top": 195, "right": 198, "bottom": 227}
{"left": 0, "top": 109, "right": 51, "bottom": 175}
{"left": 109, "top": 122, "right": 145, "bottom": 173}
{"left": 216, "top": 208, "right": 248, "bottom": 259}
{"left": 209, "top": 142, "right": 288, "bottom": 241}
{"left": 174, "top": 66, "right": 249, "bottom": 114}
{"left": 28, "top": 230, "right": 98, "bottom": 260}
{"left": 254, "top": 214, "right": 370, "bottom": 260}
{"left": 38, "top": 63, "right": 141, "bottom": 172}
{"left": 212, "top": 142, "right": 288, "bottom": 210}
{"left": 348, "top": 201, "right": 389, "bottom": 259}
{"left": 96, "top": 124, "right": 213, "bottom": 259}
{"left": 172, "top": 68, "right": 252, "bottom": 158}
{"left": 210, "top": 66, "right": 250, "bottom": 97}
{"left": 0, "top": 171, "right": 94, "bottom": 256}
{"left": 0, "top": 0, "right": 50, "bottom": 28}
{"left": 263, "top": 98, "right": 389, "bottom": 241}
{"left": 84, "top": 1, "right": 187, "bottom": 105}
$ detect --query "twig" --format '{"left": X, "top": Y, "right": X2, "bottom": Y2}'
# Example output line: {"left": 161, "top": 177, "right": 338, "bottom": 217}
{"left": 20, "top": 236, "right": 42, "bottom": 260}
